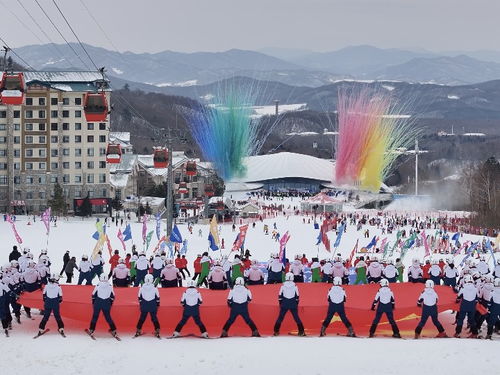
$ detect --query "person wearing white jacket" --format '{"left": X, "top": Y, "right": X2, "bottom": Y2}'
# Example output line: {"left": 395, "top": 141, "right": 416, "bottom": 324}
{"left": 171, "top": 280, "right": 208, "bottom": 338}
{"left": 273, "top": 273, "right": 304, "bottom": 336}
{"left": 320, "top": 277, "right": 355, "bottom": 337}
{"left": 220, "top": 277, "right": 260, "bottom": 337}
{"left": 414, "top": 280, "right": 447, "bottom": 339}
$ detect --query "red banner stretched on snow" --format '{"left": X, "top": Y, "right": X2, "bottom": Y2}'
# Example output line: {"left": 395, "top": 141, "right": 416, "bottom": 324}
{"left": 19, "top": 283, "right": 459, "bottom": 337}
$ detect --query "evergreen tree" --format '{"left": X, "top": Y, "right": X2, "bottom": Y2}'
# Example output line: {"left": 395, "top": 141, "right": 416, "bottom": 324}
{"left": 111, "top": 197, "right": 123, "bottom": 211}
{"left": 80, "top": 195, "right": 93, "bottom": 217}
{"left": 48, "top": 183, "right": 67, "bottom": 215}
{"left": 138, "top": 203, "right": 146, "bottom": 217}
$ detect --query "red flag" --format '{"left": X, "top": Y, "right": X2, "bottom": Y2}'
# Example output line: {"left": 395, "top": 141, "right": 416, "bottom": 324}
{"left": 346, "top": 239, "right": 359, "bottom": 268}
{"left": 7, "top": 215, "right": 23, "bottom": 244}
{"left": 321, "top": 219, "right": 331, "bottom": 252}
{"left": 279, "top": 231, "right": 291, "bottom": 263}
{"left": 117, "top": 229, "right": 126, "bottom": 251}
{"left": 106, "top": 234, "right": 113, "bottom": 257}
{"left": 232, "top": 224, "right": 249, "bottom": 251}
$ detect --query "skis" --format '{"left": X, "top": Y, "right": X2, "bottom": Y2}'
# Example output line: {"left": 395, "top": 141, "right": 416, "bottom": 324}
{"left": 86, "top": 329, "right": 121, "bottom": 341}
{"left": 85, "top": 329, "right": 96, "bottom": 340}
{"left": 4, "top": 329, "right": 9, "bottom": 337}
{"left": 132, "top": 331, "right": 160, "bottom": 339}
{"left": 166, "top": 333, "right": 212, "bottom": 339}
{"left": 33, "top": 329, "right": 50, "bottom": 339}
{"left": 59, "top": 329, "right": 66, "bottom": 338}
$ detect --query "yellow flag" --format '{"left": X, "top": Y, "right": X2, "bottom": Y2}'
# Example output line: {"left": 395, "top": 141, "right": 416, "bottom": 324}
{"left": 209, "top": 215, "right": 220, "bottom": 249}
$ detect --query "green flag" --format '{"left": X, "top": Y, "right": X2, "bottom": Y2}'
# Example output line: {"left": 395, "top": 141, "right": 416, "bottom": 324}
{"left": 145, "top": 230, "right": 154, "bottom": 250}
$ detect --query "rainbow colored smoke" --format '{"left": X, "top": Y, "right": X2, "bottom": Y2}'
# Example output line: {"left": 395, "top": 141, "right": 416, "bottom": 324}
{"left": 335, "top": 88, "right": 417, "bottom": 192}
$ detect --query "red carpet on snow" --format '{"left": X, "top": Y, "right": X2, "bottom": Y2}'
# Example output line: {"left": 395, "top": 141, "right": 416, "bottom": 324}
{"left": 19, "top": 283, "right": 459, "bottom": 337}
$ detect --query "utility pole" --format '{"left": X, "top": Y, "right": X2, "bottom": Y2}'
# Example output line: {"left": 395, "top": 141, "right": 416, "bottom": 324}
{"left": 415, "top": 139, "right": 419, "bottom": 196}
{"left": 166, "top": 133, "right": 174, "bottom": 237}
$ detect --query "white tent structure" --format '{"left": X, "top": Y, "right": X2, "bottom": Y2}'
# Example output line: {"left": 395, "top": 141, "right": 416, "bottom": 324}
{"left": 301, "top": 192, "right": 343, "bottom": 213}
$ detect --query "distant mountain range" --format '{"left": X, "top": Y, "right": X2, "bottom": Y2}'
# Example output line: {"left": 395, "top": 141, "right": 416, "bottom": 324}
{"left": 15, "top": 43, "right": 500, "bottom": 87}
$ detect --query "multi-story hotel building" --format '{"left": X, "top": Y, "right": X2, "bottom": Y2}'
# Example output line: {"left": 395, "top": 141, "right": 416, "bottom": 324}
{"left": 0, "top": 71, "right": 111, "bottom": 214}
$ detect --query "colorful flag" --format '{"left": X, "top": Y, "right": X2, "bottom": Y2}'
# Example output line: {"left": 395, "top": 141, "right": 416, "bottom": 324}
{"left": 181, "top": 239, "right": 188, "bottom": 255}
{"left": 232, "top": 224, "right": 249, "bottom": 251}
{"left": 92, "top": 231, "right": 100, "bottom": 240}
{"left": 279, "top": 231, "right": 290, "bottom": 264}
{"left": 105, "top": 234, "right": 113, "bottom": 257}
{"left": 333, "top": 223, "right": 345, "bottom": 248}
{"left": 142, "top": 214, "right": 148, "bottom": 243}
{"left": 123, "top": 224, "right": 132, "bottom": 241}
{"left": 155, "top": 210, "right": 164, "bottom": 240}
{"left": 7, "top": 215, "right": 22, "bottom": 244}
{"left": 460, "top": 242, "right": 479, "bottom": 266}
{"left": 346, "top": 239, "right": 359, "bottom": 268}
{"left": 117, "top": 229, "right": 126, "bottom": 251}
{"left": 421, "top": 231, "right": 430, "bottom": 257}
{"left": 366, "top": 236, "right": 378, "bottom": 249}
{"left": 208, "top": 215, "right": 220, "bottom": 251}
{"left": 153, "top": 235, "right": 167, "bottom": 253}
{"left": 41, "top": 208, "right": 51, "bottom": 234}
{"left": 169, "top": 225, "right": 183, "bottom": 243}
{"left": 145, "top": 230, "right": 154, "bottom": 250}
{"left": 485, "top": 239, "right": 496, "bottom": 265}
{"left": 452, "top": 232, "right": 461, "bottom": 247}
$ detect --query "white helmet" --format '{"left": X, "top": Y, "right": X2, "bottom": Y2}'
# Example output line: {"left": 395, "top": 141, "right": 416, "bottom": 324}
{"left": 166, "top": 258, "right": 173, "bottom": 265}
{"left": 49, "top": 273, "right": 60, "bottom": 283}
{"left": 99, "top": 274, "right": 109, "bottom": 282}
{"left": 425, "top": 280, "right": 434, "bottom": 288}
{"left": 139, "top": 251, "right": 146, "bottom": 257}
{"left": 234, "top": 277, "right": 245, "bottom": 286}
{"left": 27, "top": 253, "right": 34, "bottom": 259}
{"left": 144, "top": 274, "right": 154, "bottom": 284}
{"left": 432, "top": 259, "right": 438, "bottom": 265}
{"left": 285, "top": 272, "right": 294, "bottom": 281}
{"left": 28, "top": 260, "right": 36, "bottom": 268}
{"left": 386, "top": 259, "right": 393, "bottom": 265}
{"left": 41, "top": 249, "right": 48, "bottom": 255}
{"left": 464, "top": 275, "right": 474, "bottom": 284}
{"left": 118, "top": 258, "right": 125, "bottom": 264}
{"left": 333, "top": 277, "right": 342, "bottom": 286}
{"left": 494, "top": 278, "right": 500, "bottom": 287}
{"left": 10, "top": 260, "right": 18, "bottom": 268}
{"left": 484, "top": 275, "right": 494, "bottom": 283}
{"left": 82, "top": 254, "right": 88, "bottom": 260}
{"left": 187, "top": 280, "right": 196, "bottom": 288}
{"left": 380, "top": 278, "right": 389, "bottom": 287}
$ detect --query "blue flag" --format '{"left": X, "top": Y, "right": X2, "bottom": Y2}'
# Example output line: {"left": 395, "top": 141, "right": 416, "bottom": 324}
{"left": 316, "top": 230, "right": 322, "bottom": 246}
{"left": 169, "top": 225, "right": 183, "bottom": 243}
{"left": 333, "top": 224, "right": 345, "bottom": 248}
{"left": 92, "top": 231, "right": 99, "bottom": 240}
{"left": 208, "top": 232, "right": 219, "bottom": 251}
{"left": 181, "top": 239, "right": 188, "bottom": 255}
{"left": 485, "top": 239, "right": 496, "bottom": 265}
{"left": 123, "top": 224, "right": 132, "bottom": 241}
{"left": 366, "top": 235, "right": 377, "bottom": 249}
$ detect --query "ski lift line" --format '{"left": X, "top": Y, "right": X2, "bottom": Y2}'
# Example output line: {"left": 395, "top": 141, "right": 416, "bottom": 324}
{"left": 78, "top": 0, "right": 121, "bottom": 53}
{"left": 51, "top": 0, "right": 99, "bottom": 71}
{"left": 32, "top": 0, "right": 91, "bottom": 70}
{"left": 0, "top": 0, "right": 44, "bottom": 45}
{"left": 0, "top": 39, "right": 35, "bottom": 72}
{"left": 14, "top": 0, "right": 76, "bottom": 68}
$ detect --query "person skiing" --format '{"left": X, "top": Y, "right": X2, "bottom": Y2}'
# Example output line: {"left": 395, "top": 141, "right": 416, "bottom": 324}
{"left": 454, "top": 274, "right": 479, "bottom": 338}
{"left": 395, "top": 258, "right": 405, "bottom": 282}
{"left": 320, "top": 277, "right": 355, "bottom": 337}
{"left": 191, "top": 254, "right": 202, "bottom": 283}
{"left": 414, "top": 280, "right": 447, "bottom": 338}
{"left": 36, "top": 274, "right": 64, "bottom": 337}
{"left": 77, "top": 255, "right": 93, "bottom": 285}
{"left": 273, "top": 272, "right": 305, "bottom": 336}
{"left": 231, "top": 255, "right": 244, "bottom": 284}
{"left": 443, "top": 259, "right": 458, "bottom": 288}
{"left": 112, "top": 258, "right": 130, "bottom": 287}
{"left": 135, "top": 274, "right": 161, "bottom": 338}
{"left": 151, "top": 253, "right": 165, "bottom": 282}
{"left": 220, "top": 277, "right": 260, "bottom": 337}
{"left": 485, "top": 278, "right": 500, "bottom": 340}
{"left": 88, "top": 274, "right": 118, "bottom": 338}
{"left": 331, "top": 256, "right": 348, "bottom": 285}
{"left": 369, "top": 278, "right": 401, "bottom": 338}
{"left": 0, "top": 266, "right": 12, "bottom": 336}
{"left": 171, "top": 280, "right": 208, "bottom": 338}
{"left": 8, "top": 245, "right": 21, "bottom": 262}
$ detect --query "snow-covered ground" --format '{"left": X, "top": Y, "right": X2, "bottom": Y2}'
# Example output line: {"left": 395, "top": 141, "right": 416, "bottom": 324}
{"left": 2, "top": 200, "right": 498, "bottom": 374}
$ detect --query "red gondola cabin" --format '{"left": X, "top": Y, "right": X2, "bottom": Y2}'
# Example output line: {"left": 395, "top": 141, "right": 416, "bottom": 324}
{"left": 83, "top": 93, "right": 108, "bottom": 122}
{"left": 153, "top": 147, "right": 168, "bottom": 168}
{"left": 106, "top": 144, "right": 122, "bottom": 164}
{"left": 185, "top": 161, "right": 197, "bottom": 176}
{"left": 178, "top": 182, "right": 188, "bottom": 194}
{"left": 205, "top": 184, "right": 214, "bottom": 197}
{"left": 0, "top": 73, "right": 26, "bottom": 105}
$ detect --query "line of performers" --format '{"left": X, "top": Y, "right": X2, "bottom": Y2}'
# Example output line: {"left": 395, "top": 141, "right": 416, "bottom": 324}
{"left": 2, "top": 266, "right": 499, "bottom": 339}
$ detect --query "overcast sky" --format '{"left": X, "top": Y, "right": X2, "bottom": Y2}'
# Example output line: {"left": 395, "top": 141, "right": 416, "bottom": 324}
{"left": 1, "top": 0, "right": 499, "bottom": 53}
